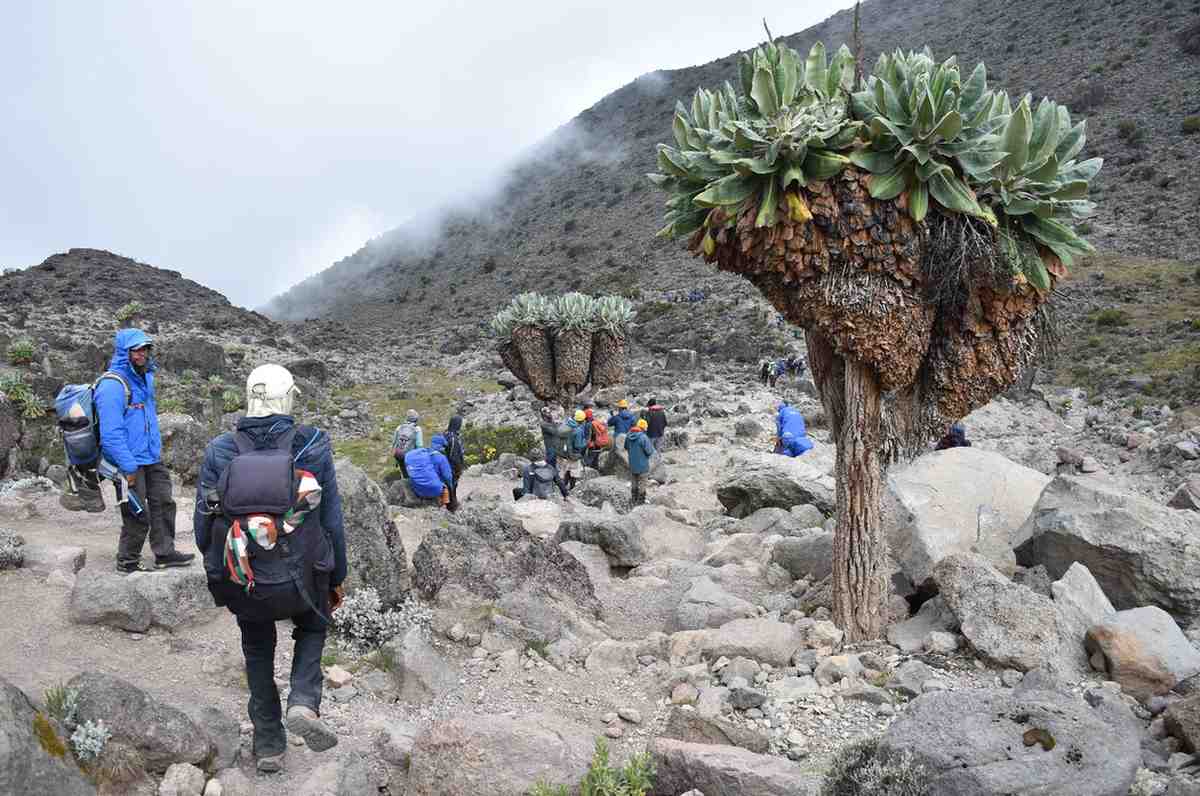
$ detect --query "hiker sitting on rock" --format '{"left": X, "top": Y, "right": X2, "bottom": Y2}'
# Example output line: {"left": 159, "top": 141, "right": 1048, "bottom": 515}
{"left": 96, "top": 328, "right": 194, "bottom": 574}
{"left": 391, "top": 409, "right": 423, "bottom": 478}
{"left": 935, "top": 422, "right": 972, "bottom": 451}
{"left": 775, "top": 401, "right": 814, "bottom": 457}
{"left": 640, "top": 398, "right": 668, "bottom": 451}
{"left": 405, "top": 435, "right": 456, "bottom": 511}
{"left": 193, "top": 363, "right": 347, "bottom": 773}
{"left": 512, "top": 458, "right": 570, "bottom": 501}
{"left": 606, "top": 399, "right": 637, "bottom": 437}
{"left": 625, "top": 418, "right": 656, "bottom": 506}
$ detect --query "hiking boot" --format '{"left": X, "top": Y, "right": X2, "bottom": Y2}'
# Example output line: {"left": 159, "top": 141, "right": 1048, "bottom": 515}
{"left": 155, "top": 551, "right": 196, "bottom": 569}
{"left": 116, "top": 560, "right": 156, "bottom": 575}
{"left": 285, "top": 705, "right": 337, "bottom": 752}
{"left": 256, "top": 752, "right": 285, "bottom": 774}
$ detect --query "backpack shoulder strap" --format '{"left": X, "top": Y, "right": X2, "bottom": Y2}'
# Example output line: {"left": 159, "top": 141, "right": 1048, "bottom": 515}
{"left": 94, "top": 372, "right": 131, "bottom": 408}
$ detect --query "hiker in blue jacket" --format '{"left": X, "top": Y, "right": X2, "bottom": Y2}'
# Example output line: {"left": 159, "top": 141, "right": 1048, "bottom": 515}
{"left": 405, "top": 436, "right": 456, "bottom": 510}
{"left": 192, "top": 363, "right": 347, "bottom": 772}
{"left": 560, "top": 410, "right": 588, "bottom": 488}
{"left": 95, "top": 328, "right": 194, "bottom": 574}
{"left": 625, "top": 418, "right": 656, "bottom": 505}
{"left": 774, "top": 402, "right": 814, "bottom": 457}
{"left": 606, "top": 399, "right": 637, "bottom": 437}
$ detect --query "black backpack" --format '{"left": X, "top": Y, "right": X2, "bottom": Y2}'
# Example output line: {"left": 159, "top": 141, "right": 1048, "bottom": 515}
{"left": 203, "top": 428, "right": 333, "bottom": 616}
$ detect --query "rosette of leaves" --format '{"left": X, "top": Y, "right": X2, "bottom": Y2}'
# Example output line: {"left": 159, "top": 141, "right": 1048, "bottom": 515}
{"left": 595, "top": 295, "right": 635, "bottom": 337}
{"left": 489, "top": 307, "right": 517, "bottom": 345}
{"left": 649, "top": 39, "right": 860, "bottom": 241}
{"left": 551, "top": 292, "right": 599, "bottom": 333}
{"left": 509, "top": 292, "right": 554, "bottom": 329}
{"left": 980, "top": 95, "right": 1102, "bottom": 289}
{"left": 849, "top": 49, "right": 1008, "bottom": 221}
{"left": 506, "top": 293, "right": 556, "bottom": 398}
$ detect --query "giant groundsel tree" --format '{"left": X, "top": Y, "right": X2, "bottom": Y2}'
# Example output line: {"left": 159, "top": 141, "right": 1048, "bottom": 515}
{"left": 651, "top": 37, "right": 1100, "bottom": 640}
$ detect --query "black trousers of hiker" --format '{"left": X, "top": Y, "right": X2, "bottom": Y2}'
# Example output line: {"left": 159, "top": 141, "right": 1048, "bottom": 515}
{"left": 222, "top": 581, "right": 328, "bottom": 758}
{"left": 116, "top": 462, "right": 177, "bottom": 566}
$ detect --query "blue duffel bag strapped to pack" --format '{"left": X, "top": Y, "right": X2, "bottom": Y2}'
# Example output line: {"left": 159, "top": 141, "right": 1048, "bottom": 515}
{"left": 54, "top": 372, "right": 130, "bottom": 466}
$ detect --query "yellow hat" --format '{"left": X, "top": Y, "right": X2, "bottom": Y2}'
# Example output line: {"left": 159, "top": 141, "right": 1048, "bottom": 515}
{"left": 574, "top": 410, "right": 586, "bottom": 422}
{"left": 617, "top": 399, "right": 629, "bottom": 408}
{"left": 636, "top": 418, "right": 648, "bottom": 430}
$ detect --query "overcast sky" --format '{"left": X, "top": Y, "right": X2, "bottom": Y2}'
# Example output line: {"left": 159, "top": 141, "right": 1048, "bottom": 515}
{"left": 2, "top": 1, "right": 855, "bottom": 308}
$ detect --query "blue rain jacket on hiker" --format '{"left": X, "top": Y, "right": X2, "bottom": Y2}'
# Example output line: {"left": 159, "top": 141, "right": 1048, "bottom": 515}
{"left": 192, "top": 414, "right": 348, "bottom": 586}
{"left": 406, "top": 445, "right": 454, "bottom": 499}
{"left": 624, "top": 428, "right": 656, "bottom": 474}
{"left": 607, "top": 409, "right": 637, "bottom": 436}
{"left": 565, "top": 418, "right": 587, "bottom": 459}
{"left": 96, "top": 328, "right": 161, "bottom": 474}
{"left": 776, "top": 404, "right": 813, "bottom": 457}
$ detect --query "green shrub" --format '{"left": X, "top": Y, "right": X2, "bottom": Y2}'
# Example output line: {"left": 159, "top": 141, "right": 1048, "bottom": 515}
{"left": 1117, "top": 119, "right": 1144, "bottom": 144}
{"left": 530, "top": 738, "right": 655, "bottom": 796}
{"left": 1093, "top": 308, "right": 1131, "bottom": 327}
{"left": 819, "top": 737, "right": 933, "bottom": 796}
{"left": 114, "top": 301, "right": 144, "bottom": 323}
{"left": 6, "top": 338, "right": 35, "bottom": 365}
{"left": 462, "top": 424, "right": 539, "bottom": 465}
{"left": 221, "top": 388, "right": 243, "bottom": 413}
{"left": 0, "top": 376, "right": 44, "bottom": 418}
{"left": 1183, "top": 116, "right": 1200, "bottom": 134}
{"left": 43, "top": 684, "right": 79, "bottom": 727}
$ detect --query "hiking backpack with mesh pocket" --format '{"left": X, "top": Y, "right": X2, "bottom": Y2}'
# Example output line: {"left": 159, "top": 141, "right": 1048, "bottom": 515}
{"left": 54, "top": 372, "right": 131, "bottom": 466}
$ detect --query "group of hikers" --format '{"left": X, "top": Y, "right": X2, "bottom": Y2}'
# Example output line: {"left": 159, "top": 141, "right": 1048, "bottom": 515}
{"left": 390, "top": 409, "right": 464, "bottom": 511}
{"left": 524, "top": 397, "right": 668, "bottom": 506}
{"left": 760, "top": 355, "right": 806, "bottom": 387}
{"left": 55, "top": 329, "right": 347, "bottom": 773}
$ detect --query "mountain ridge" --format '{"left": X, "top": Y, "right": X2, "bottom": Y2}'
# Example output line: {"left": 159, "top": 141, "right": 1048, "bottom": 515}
{"left": 262, "top": 0, "right": 1200, "bottom": 343}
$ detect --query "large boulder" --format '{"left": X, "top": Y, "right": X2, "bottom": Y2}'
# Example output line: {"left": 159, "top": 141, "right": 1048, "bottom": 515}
{"left": 1015, "top": 475, "right": 1200, "bottom": 627}
{"left": 664, "top": 349, "right": 700, "bottom": 372}
{"left": 555, "top": 505, "right": 648, "bottom": 566}
{"left": 157, "top": 414, "right": 209, "bottom": 485}
{"left": 0, "top": 676, "right": 95, "bottom": 795}
{"left": 715, "top": 453, "right": 835, "bottom": 517}
{"left": 673, "top": 575, "right": 757, "bottom": 631}
{"left": 335, "top": 459, "right": 410, "bottom": 606}
{"left": 658, "top": 706, "right": 770, "bottom": 754}
{"left": 68, "top": 672, "right": 213, "bottom": 774}
{"left": 886, "top": 595, "right": 959, "bottom": 654}
{"left": 879, "top": 687, "right": 1142, "bottom": 796}
{"left": 886, "top": 447, "right": 1050, "bottom": 589}
{"left": 406, "top": 712, "right": 595, "bottom": 795}
{"left": 1085, "top": 607, "right": 1200, "bottom": 701}
{"left": 157, "top": 338, "right": 225, "bottom": 377}
{"left": 574, "top": 475, "right": 634, "bottom": 513}
{"left": 770, "top": 531, "right": 833, "bottom": 581}
{"left": 286, "top": 358, "right": 328, "bottom": 384}
{"left": 68, "top": 567, "right": 214, "bottom": 631}
{"left": 649, "top": 738, "right": 819, "bottom": 796}
{"left": 413, "top": 502, "right": 601, "bottom": 643}
{"left": 670, "top": 618, "right": 804, "bottom": 667}
{"left": 933, "top": 553, "right": 1082, "bottom": 675}
{"left": 381, "top": 627, "right": 460, "bottom": 704}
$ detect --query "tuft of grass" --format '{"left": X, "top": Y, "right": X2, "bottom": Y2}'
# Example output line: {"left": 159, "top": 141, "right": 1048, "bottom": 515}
{"left": 43, "top": 684, "right": 79, "bottom": 727}
{"left": 114, "top": 301, "right": 145, "bottom": 323}
{"left": 32, "top": 713, "right": 67, "bottom": 758}
{"left": 525, "top": 639, "right": 551, "bottom": 658}
{"left": 1092, "top": 308, "right": 1130, "bottom": 327}
{"left": 531, "top": 738, "right": 655, "bottom": 796}
{"left": 1, "top": 375, "right": 45, "bottom": 418}
{"left": 1183, "top": 116, "right": 1200, "bottom": 135}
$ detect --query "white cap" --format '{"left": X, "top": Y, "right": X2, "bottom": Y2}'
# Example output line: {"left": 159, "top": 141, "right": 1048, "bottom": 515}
{"left": 245, "top": 364, "right": 299, "bottom": 418}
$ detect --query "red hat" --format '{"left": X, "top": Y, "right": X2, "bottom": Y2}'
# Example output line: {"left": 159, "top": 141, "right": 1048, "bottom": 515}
{"left": 584, "top": 408, "right": 594, "bottom": 419}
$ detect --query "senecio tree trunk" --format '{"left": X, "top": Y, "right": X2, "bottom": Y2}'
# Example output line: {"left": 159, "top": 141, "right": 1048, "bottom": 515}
{"left": 651, "top": 38, "right": 1100, "bottom": 640}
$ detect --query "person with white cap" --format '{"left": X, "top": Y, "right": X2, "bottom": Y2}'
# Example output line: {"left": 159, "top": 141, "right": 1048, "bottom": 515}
{"left": 192, "top": 364, "right": 348, "bottom": 773}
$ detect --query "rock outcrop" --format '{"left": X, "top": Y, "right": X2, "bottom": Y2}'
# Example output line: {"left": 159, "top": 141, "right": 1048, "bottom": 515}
{"left": 336, "top": 459, "right": 410, "bottom": 606}
{"left": 0, "top": 676, "right": 95, "bottom": 796}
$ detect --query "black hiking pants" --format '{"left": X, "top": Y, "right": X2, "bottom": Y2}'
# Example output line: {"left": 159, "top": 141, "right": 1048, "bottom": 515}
{"left": 223, "top": 581, "right": 328, "bottom": 758}
{"left": 116, "top": 462, "right": 177, "bottom": 566}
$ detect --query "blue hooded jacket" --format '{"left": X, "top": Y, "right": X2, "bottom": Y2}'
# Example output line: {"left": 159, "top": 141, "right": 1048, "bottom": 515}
{"left": 566, "top": 418, "right": 588, "bottom": 457}
{"left": 193, "top": 414, "right": 348, "bottom": 586}
{"left": 606, "top": 409, "right": 636, "bottom": 436}
{"left": 624, "top": 428, "right": 656, "bottom": 474}
{"left": 96, "top": 328, "right": 161, "bottom": 474}
{"left": 776, "top": 404, "right": 814, "bottom": 457}
{"left": 406, "top": 439, "right": 454, "bottom": 499}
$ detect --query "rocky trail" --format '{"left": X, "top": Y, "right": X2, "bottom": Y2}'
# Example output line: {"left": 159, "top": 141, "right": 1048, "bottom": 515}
{"left": 1, "top": 355, "right": 1200, "bottom": 795}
